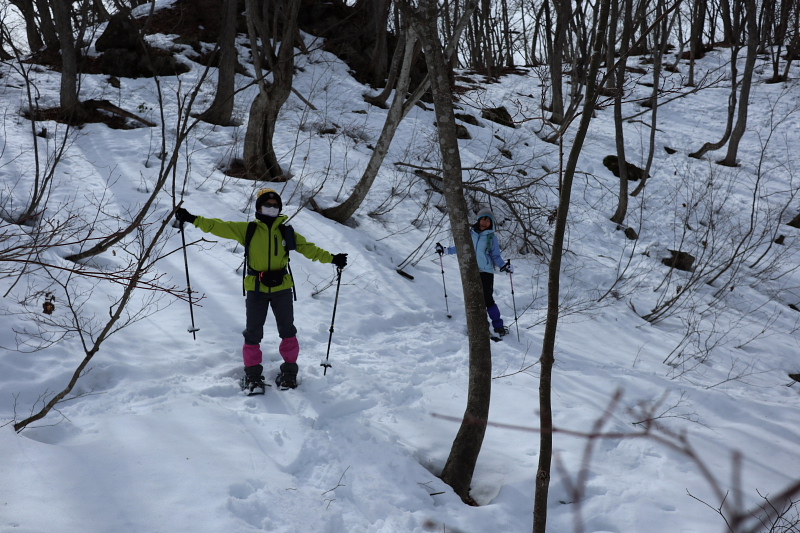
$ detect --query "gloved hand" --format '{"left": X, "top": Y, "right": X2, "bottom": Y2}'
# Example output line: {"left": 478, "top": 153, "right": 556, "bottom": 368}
{"left": 500, "top": 261, "right": 514, "bottom": 274}
{"left": 174, "top": 207, "right": 197, "bottom": 225}
{"left": 332, "top": 253, "right": 348, "bottom": 269}
{"left": 435, "top": 242, "right": 445, "bottom": 255}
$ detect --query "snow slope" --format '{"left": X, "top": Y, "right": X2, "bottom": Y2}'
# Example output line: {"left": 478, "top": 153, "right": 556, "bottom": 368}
{"left": 2, "top": 12, "right": 800, "bottom": 533}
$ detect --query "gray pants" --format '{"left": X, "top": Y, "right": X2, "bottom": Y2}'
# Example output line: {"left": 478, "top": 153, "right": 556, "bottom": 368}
{"left": 243, "top": 289, "right": 296, "bottom": 345}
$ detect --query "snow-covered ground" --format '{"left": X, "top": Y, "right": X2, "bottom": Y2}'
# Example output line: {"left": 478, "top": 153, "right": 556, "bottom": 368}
{"left": 2, "top": 11, "right": 800, "bottom": 533}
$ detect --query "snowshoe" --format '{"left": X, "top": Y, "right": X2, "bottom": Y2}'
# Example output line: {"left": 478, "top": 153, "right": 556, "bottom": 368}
{"left": 490, "top": 326, "right": 509, "bottom": 342}
{"left": 240, "top": 375, "right": 268, "bottom": 395}
{"left": 275, "top": 362, "right": 298, "bottom": 390}
{"left": 241, "top": 364, "right": 269, "bottom": 395}
{"left": 494, "top": 326, "right": 510, "bottom": 337}
{"left": 275, "top": 373, "right": 297, "bottom": 390}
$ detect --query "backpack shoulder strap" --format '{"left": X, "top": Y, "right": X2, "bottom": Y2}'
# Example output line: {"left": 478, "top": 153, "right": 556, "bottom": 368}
{"left": 245, "top": 221, "right": 258, "bottom": 251}
{"left": 243, "top": 221, "right": 258, "bottom": 295}
{"left": 279, "top": 224, "right": 296, "bottom": 251}
{"left": 278, "top": 224, "right": 297, "bottom": 301}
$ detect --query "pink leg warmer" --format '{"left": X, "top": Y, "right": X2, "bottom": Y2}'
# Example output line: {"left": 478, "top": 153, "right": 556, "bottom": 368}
{"left": 242, "top": 343, "right": 263, "bottom": 366}
{"left": 279, "top": 337, "right": 300, "bottom": 363}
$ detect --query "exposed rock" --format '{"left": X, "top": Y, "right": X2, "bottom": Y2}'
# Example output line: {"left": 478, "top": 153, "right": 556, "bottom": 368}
{"left": 96, "top": 13, "right": 139, "bottom": 52}
{"left": 98, "top": 48, "right": 190, "bottom": 78}
{"left": 481, "top": 106, "right": 515, "bottom": 128}
{"left": 661, "top": 250, "right": 695, "bottom": 272}
{"left": 455, "top": 113, "right": 481, "bottom": 126}
{"left": 603, "top": 155, "right": 649, "bottom": 181}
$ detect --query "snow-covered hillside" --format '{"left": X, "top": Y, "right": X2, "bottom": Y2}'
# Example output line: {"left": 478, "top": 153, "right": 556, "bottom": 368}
{"left": 2, "top": 9, "right": 800, "bottom": 533}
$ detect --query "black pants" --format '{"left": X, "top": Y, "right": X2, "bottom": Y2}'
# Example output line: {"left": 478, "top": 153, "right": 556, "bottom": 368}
{"left": 480, "top": 272, "right": 496, "bottom": 308}
{"left": 243, "top": 289, "right": 296, "bottom": 345}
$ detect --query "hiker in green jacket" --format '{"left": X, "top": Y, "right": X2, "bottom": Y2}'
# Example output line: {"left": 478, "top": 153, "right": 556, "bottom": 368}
{"left": 175, "top": 188, "right": 347, "bottom": 392}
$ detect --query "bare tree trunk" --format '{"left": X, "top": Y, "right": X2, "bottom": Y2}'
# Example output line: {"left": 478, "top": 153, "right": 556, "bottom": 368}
{"left": 719, "top": 0, "right": 734, "bottom": 45}
{"left": 364, "top": 27, "right": 410, "bottom": 109}
{"left": 609, "top": 0, "right": 633, "bottom": 225}
{"left": 35, "top": 0, "right": 60, "bottom": 51}
{"left": 51, "top": 0, "right": 87, "bottom": 123}
{"left": 197, "top": 0, "right": 239, "bottom": 126}
{"left": 321, "top": 27, "right": 418, "bottom": 223}
{"left": 549, "top": 0, "right": 570, "bottom": 125}
{"left": 500, "top": 0, "right": 513, "bottom": 67}
{"left": 320, "top": 1, "right": 478, "bottom": 223}
{"left": 533, "top": 0, "right": 611, "bottom": 529}
{"left": 480, "top": 0, "right": 496, "bottom": 75}
{"left": 632, "top": 0, "right": 676, "bottom": 197}
{"left": 781, "top": 7, "right": 800, "bottom": 80}
{"left": 688, "top": 0, "right": 744, "bottom": 160}
{"left": 91, "top": 0, "right": 111, "bottom": 22}
{"left": 0, "top": 34, "right": 11, "bottom": 61}
{"left": 8, "top": 0, "right": 44, "bottom": 53}
{"left": 766, "top": 0, "right": 791, "bottom": 82}
{"left": 356, "top": 0, "right": 391, "bottom": 87}
{"left": 687, "top": 0, "right": 707, "bottom": 86}
{"left": 719, "top": 0, "right": 758, "bottom": 167}
{"left": 243, "top": 0, "right": 301, "bottom": 180}
{"left": 408, "top": 0, "right": 493, "bottom": 504}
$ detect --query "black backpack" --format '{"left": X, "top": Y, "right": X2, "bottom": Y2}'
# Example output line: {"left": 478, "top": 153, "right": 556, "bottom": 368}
{"left": 243, "top": 221, "right": 297, "bottom": 299}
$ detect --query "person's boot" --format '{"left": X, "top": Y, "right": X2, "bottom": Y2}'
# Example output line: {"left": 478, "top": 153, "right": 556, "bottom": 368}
{"left": 275, "top": 362, "right": 298, "bottom": 390}
{"left": 242, "top": 364, "right": 266, "bottom": 394}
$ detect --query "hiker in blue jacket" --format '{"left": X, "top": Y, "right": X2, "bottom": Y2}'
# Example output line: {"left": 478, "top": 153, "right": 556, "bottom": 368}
{"left": 436, "top": 208, "right": 513, "bottom": 337}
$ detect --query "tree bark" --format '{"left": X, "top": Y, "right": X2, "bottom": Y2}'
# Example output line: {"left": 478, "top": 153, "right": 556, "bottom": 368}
{"left": 363, "top": 27, "right": 410, "bottom": 109}
{"left": 549, "top": 0, "right": 570, "bottom": 125}
{"left": 355, "top": 0, "right": 391, "bottom": 87}
{"left": 719, "top": 0, "right": 758, "bottom": 167}
{"left": 609, "top": 0, "right": 633, "bottom": 225}
{"left": 243, "top": 0, "right": 301, "bottom": 180}
{"left": 320, "top": 0, "right": 477, "bottom": 223}
{"left": 50, "top": 0, "right": 87, "bottom": 123}
{"left": 8, "top": 0, "right": 44, "bottom": 53}
{"left": 688, "top": 0, "right": 744, "bottom": 160}
{"left": 533, "top": 0, "right": 610, "bottom": 529}
{"left": 35, "top": 0, "right": 60, "bottom": 52}
{"left": 409, "top": 0, "right": 493, "bottom": 504}
{"left": 632, "top": 0, "right": 676, "bottom": 197}
{"left": 687, "top": 0, "right": 707, "bottom": 87}
{"left": 321, "top": 27, "right": 419, "bottom": 223}
{"left": 197, "top": 0, "right": 239, "bottom": 126}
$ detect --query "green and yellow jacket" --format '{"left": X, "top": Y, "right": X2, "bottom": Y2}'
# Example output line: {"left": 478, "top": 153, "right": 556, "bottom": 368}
{"left": 193, "top": 214, "right": 334, "bottom": 293}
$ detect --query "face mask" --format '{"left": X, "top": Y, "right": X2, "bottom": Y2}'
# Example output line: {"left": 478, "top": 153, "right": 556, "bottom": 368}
{"left": 260, "top": 206, "right": 280, "bottom": 217}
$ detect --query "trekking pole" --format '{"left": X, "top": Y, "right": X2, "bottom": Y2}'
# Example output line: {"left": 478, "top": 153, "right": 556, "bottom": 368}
{"left": 509, "top": 270, "right": 519, "bottom": 341}
{"left": 173, "top": 214, "right": 199, "bottom": 340}
{"left": 438, "top": 252, "right": 452, "bottom": 319}
{"left": 321, "top": 267, "right": 343, "bottom": 376}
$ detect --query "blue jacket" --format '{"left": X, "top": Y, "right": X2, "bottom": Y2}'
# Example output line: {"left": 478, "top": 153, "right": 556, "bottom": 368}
{"left": 446, "top": 211, "right": 506, "bottom": 274}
